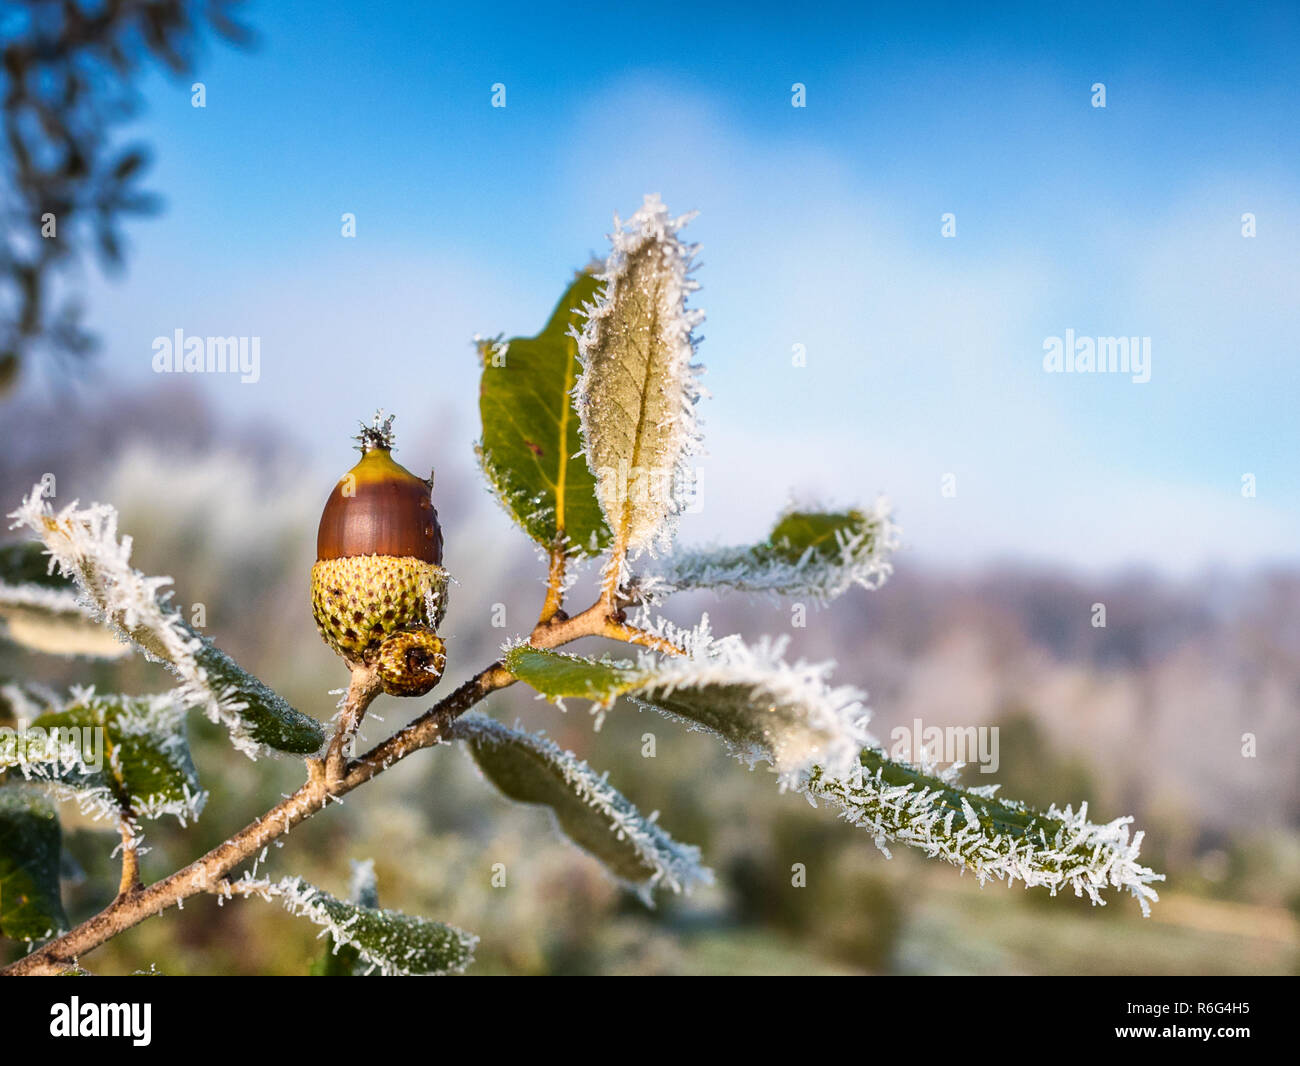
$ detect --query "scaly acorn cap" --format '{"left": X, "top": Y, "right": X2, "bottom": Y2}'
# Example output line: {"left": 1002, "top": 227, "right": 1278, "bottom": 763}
{"left": 311, "top": 414, "right": 449, "bottom": 697}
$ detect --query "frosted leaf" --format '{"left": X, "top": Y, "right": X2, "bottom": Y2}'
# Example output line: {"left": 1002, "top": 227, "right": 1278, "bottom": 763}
{"left": 452, "top": 714, "right": 711, "bottom": 904}
{"left": 803, "top": 750, "right": 1164, "bottom": 914}
{"left": 642, "top": 500, "right": 901, "bottom": 604}
{"left": 506, "top": 644, "right": 1162, "bottom": 912}
{"left": 1, "top": 527, "right": 125, "bottom": 660}
{"left": 237, "top": 874, "right": 477, "bottom": 976}
{"left": 573, "top": 194, "right": 705, "bottom": 560}
{"left": 477, "top": 270, "right": 612, "bottom": 556}
{"left": 0, "top": 582, "right": 131, "bottom": 659}
{"left": 8, "top": 487, "right": 325, "bottom": 759}
{"left": 0, "top": 542, "right": 64, "bottom": 586}
{"left": 311, "top": 858, "right": 381, "bottom": 975}
{"left": 1, "top": 706, "right": 118, "bottom": 828}
{"left": 0, "top": 784, "right": 68, "bottom": 941}
{"left": 2, "top": 690, "right": 207, "bottom": 833}
{"left": 504, "top": 637, "right": 871, "bottom": 785}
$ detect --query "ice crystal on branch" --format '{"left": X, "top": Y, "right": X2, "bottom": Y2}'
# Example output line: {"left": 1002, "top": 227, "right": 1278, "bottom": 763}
{"left": 506, "top": 643, "right": 1161, "bottom": 911}
{"left": 453, "top": 714, "right": 711, "bottom": 903}
{"left": 8, "top": 487, "right": 325, "bottom": 758}
{"left": 574, "top": 194, "right": 705, "bottom": 560}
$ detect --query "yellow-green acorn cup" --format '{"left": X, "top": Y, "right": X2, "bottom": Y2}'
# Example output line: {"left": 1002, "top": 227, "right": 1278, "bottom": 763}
{"left": 310, "top": 415, "right": 449, "bottom": 697}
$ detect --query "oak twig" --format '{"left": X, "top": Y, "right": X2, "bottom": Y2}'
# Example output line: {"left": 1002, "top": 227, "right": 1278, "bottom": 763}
{"left": 324, "top": 665, "right": 382, "bottom": 786}
{"left": 2, "top": 591, "right": 658, "bottom": 976}
{"left": 602, "top": 619, "right": 684, "bottom": 656}
{"left": 116, "top": 818, "right": 141, "bottom": 898}
{"left": 538, "top": 543, "right": 568, "bottom": 625}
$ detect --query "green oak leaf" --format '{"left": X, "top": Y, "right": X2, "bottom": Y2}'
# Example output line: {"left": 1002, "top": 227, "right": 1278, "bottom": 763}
{"left": 0, "top": 786, "right": 68, "bottom": 941}
{"left": 191, "top": 641, "right": 325, "bottom": 755}
{"left": 273, "top": 876, "right": 476, "bottom": 976}
{"left": 454, "top": 715, "right": 708, "bottom": 901}
{"left": 29, "top": 692, "right": 203, "bottom": 824}
{"left": 310, "top": 860, "right": 379, "bottom": 976}
{"left": 478, "top": 270, "right": 611, "bottom": 557}
{"left": 503, "top": 644, "right": 868, "bottom": 781}
{"left": 0, "top": 542, "right": 129, "bottom": 659}
{"left": 644, "top": 506, "right": 897, "bottom": 603}
{"left": 768, "top": 510, "right": 872, "bottom": 563}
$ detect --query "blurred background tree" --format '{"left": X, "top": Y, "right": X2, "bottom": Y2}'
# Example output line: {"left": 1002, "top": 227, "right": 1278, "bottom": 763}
{"left": 0, "top": 0, "right": 249, "bottom": 391}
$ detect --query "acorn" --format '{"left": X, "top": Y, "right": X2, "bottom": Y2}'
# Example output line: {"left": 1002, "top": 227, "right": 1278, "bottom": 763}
{"left": 310, "top": 414, "right": 449, "bottom": 697}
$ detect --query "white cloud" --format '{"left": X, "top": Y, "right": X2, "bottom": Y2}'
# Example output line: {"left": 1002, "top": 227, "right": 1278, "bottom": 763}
{"left": 559, "top": 79, "right": 1300, "bottom": 572}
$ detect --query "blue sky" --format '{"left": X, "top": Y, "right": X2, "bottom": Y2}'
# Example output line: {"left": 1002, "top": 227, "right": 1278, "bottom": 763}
{"left": 48, "top": 0, "right": 1300, "bottom": 572}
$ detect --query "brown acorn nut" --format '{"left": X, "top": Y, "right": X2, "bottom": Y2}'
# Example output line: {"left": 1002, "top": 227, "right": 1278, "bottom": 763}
{"left": 310, "top": 416, "right": 449, "bottom": 697}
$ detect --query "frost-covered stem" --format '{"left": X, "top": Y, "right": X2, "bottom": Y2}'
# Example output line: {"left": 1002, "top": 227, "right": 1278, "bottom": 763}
{"left": 538, "top": 543, "right": 567, "bottom": 624}
{"left": 107, "top": 718, "right": 142, "bottom": 897}
{"left": 209, "top": 878, "right": 263, "bottom": 898}
{"left": 599, "top": 544, "right": 627, "bottom": 608}
{"left": 116, "top": 818, "right": 141, "bottom": 897}
{"left": 342, "top": 664, "right": 513, "bottom": 789}
{"left": 343, "top": 600, "right": 638, "bottom": 788}
{"left": 603, "top": 618, "right": 684, "bottom": 656}
{"left": 1, "top": 593, "right": 658, "bottom": 976}
{"left": 324, "top": 665, "right": 381, "bottom": 786}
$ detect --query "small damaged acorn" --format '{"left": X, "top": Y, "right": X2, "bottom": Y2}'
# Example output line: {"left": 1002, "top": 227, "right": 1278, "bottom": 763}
{"left": 311, "top": 413, "right": 449, "bottom": 697}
